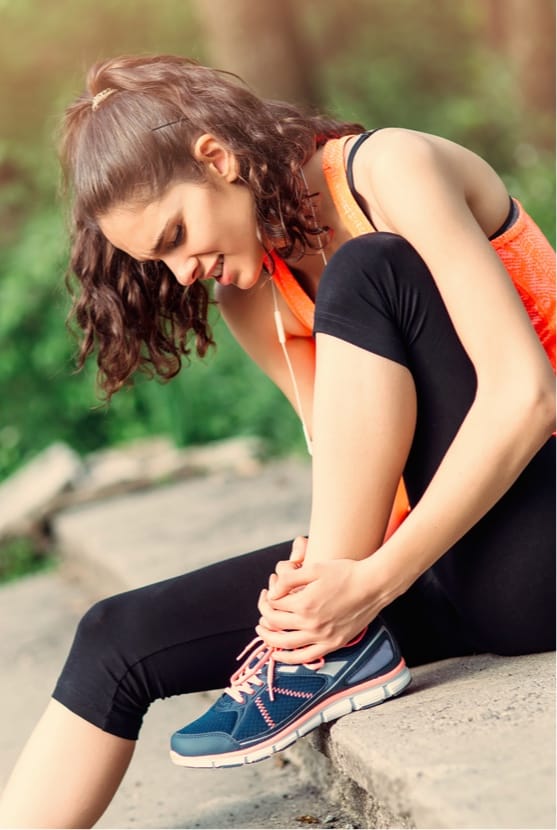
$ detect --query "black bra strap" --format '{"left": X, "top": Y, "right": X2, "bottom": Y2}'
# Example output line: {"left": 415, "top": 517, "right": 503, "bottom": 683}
{"left": 347, "top": 131, "right": 516, "bottom": 241}
{"left": 488, "top": 197, "right": 517, "bottom": 240}
{"left": 346, "top": 129, "right": 383, "bottom": 231}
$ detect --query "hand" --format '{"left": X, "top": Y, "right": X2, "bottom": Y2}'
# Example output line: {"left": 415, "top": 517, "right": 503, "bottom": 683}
{"left": 257, "top": 557, "right": 384, "bottom": 664}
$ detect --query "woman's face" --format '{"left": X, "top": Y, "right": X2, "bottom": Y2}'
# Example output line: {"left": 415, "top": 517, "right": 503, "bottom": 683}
{"left": 98, "top": 138, "right": 266, "bottom": 290}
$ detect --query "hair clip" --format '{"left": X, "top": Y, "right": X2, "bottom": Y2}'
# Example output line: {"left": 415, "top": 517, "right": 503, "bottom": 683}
{"left": 91, "top": 88, "right": 117, "bottom": 111}
{"left": 151, "top": 117, "right": 184, "bottom": 132}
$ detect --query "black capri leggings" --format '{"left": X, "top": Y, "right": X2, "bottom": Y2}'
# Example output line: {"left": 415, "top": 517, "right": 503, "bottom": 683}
{"left": 53, "top": 234, "right": 555, "bottom": 740}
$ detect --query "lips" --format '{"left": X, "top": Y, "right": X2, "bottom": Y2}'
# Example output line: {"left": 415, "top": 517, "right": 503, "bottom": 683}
{"left": 211, "top": 254, "right": 224, "bottom": 281}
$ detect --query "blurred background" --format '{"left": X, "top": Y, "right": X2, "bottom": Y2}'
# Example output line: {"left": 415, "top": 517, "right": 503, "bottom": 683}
{"left": 0, "top": 0, "right": 555, "bottom": 502}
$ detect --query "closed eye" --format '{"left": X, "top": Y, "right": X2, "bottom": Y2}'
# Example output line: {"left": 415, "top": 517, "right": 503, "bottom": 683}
{"left": 169, "top": 224, "right": 184, "bottom": 249}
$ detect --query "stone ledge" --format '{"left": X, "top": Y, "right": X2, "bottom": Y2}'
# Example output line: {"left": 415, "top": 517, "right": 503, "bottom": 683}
{"left": 290, "top": 652, "right": 555, "bottom": 829}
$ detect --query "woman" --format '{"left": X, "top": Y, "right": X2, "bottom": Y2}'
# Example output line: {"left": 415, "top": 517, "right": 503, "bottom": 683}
{"left": 0, "top": 54, "right": 554, "bottom": 828}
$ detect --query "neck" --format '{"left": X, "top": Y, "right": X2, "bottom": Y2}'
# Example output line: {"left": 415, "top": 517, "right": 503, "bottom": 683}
{"left": 300, "top": 147, "right": 353, "bottom": 257}
{"left": 283, "top": 146, "right": 354, "bottom": 299}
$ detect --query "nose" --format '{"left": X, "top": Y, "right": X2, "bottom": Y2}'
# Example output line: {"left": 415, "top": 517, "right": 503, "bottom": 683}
{"left": 163, "top": 252, "right": 200, "bottom": 287}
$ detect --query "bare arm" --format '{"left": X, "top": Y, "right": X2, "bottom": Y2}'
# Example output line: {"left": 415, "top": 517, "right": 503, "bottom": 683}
{"left": 360, "top": 133, "right": 554, "bottom": 600}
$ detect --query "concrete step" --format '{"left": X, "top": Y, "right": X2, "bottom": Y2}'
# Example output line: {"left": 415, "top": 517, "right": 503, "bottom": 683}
{"left": 3, "top": 457, "right": 554, "bottom": 828}
{"left": 294, "top": 651, "right": 555, "bottom": 829}
{"left": 53, "top": 457, "right": 313, "bottom": 598}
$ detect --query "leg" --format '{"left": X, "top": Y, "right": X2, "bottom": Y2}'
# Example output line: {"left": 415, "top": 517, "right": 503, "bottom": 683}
{"left": 305, "top": 332, "right": 416, "bottom": 561}
{"left": 312, "top": 233, "right": 554, "bottom": 654}
{"left": 0, "top": 700, "right": 134, "bottom": 829}
{"left": 304, "top": 231, "right": 474, "bottom": 564}
{"left": 0, "top": 542, "right": 288, "bottom": 828}
{"left": 431, "top": 435, "right": 556, "bottom": 655}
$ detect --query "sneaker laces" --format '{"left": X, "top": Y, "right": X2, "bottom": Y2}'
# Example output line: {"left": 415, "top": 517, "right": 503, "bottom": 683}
{"left": 224, "top": 636, "right": 325, "bottom": 703}
{"left": 224, "top": 627, "right": 368, "bottom": 705}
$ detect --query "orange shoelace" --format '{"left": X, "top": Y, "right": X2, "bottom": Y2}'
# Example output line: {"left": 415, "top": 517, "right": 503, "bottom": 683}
{"left": 224, "top": 637, "right": 324, "bottom": 703}
{"left": 224, "top": 628, "right": 368, "bottom": 704}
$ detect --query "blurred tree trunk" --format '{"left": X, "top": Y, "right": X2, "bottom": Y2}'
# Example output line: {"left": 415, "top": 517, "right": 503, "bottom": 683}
{"left": 486, "top": 0, "right": 555, "bottom": 149}
{"left": 192, "top": 0, "right": 318, "bottom": 106}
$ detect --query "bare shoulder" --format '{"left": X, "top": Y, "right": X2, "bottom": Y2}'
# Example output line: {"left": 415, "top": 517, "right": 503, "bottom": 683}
{"left": 355, "top": 127, "right": 483, "bottom": 173}
{"left": 350, "top": 128, "right": 508, "bottom": 235}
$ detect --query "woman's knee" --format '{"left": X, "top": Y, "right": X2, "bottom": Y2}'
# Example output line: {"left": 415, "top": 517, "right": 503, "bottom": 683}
{"left": 53, "top": 592, "right": 158, "bottom": 739}
{"left": 314, "top": 232, "right": 439, "bottom": 365}
{"left": 331, "top": 232, "right": 411, "bottom": 265}
{"left": 73, "top": 593, "right": 131, "bottom": 658}
{"left": 316, "top": 232, "right": 431, "bottom": 319}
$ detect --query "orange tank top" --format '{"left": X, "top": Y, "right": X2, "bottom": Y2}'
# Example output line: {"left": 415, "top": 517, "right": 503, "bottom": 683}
{"left": 273, "top": 135, "right": 556, "bottom": 365}
{"left": 271, "top": 135, "right": 556, "bottom": 536}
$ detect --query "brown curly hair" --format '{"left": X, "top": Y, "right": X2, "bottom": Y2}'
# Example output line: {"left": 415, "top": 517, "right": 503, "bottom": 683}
{"left": 60, "top": 55, "right": 364, "bottom": 398}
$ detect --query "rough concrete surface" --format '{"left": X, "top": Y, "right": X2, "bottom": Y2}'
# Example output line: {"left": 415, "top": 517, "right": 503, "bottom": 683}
{"left": 1, "top": 457, "right": 555, "bottom": 829}
{"left": 53, "top": 458, "right": 313, "bottom": 599}
{"left": 317, "top": 652, "right": 556, "bottom": 829}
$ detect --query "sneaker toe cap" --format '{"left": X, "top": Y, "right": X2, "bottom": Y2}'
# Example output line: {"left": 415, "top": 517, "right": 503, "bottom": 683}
{"left": 170, "top": 729, "right": 240, "bottom": 757}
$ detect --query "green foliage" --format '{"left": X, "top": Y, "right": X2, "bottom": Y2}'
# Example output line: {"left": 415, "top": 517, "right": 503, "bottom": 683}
{"left": 502, "top": 152, "right": 556, "bottom": 246}
{"left": 90, "top": 319, "right": 306, "bottom": 456}
{"left": 0, "top": 0, "right": 554, "bottom": 485}
{"left": 0, "top": 537, "right": 56, "bottom": 584}
{"left": 303, "top": 0, "right": 519, "bottom": 170}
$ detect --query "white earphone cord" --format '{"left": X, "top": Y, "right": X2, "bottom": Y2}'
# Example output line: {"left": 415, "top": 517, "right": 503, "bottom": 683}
{"left": 270, "top": 170, "right": 328, "bottom": 458}
{"left": 270, "top": 279, "right": 313, "bottom": 456}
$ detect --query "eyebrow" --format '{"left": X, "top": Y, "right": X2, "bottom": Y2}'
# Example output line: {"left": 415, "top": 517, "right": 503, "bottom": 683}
{"left": 148, "top": 215, "right": 178, "bottom": 257}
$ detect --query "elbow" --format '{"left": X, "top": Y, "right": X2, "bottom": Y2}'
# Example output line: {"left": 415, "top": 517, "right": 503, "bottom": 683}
{"left": 522, "top": 375, "right": 556, "bottom": 443}
{"left": 480, "top": 370, "right": 555, "bottom": 447}
{"left": 536, "top": 380, "right": 556, "bottom": 439}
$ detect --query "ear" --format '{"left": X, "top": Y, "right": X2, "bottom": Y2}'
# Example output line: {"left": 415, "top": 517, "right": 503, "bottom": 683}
{"left": 193, "top": 133, "right": 240, "bottom": 182}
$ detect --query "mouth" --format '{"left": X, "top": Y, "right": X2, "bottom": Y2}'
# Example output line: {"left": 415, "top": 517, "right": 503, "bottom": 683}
{"left": 211, "top": 254, "right": 225, "bottom": 281}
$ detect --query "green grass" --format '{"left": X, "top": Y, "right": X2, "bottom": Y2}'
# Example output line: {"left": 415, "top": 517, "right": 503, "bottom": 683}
{"left": 0, "top": 537, "right": 57, "bottom": 584}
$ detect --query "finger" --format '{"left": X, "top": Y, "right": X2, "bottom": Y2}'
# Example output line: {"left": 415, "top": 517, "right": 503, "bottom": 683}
{"left": 268, "top": 561, "right": 301, "bottom": 599}
{"left": 258, "top": 607, "right": 299, "bottom": 631}
{"left": 275, "top": 559, "right": 302, "bottom": 576}
{"left": 264, "top": 589, "right": 312, "bottom": 615}
{"left": 258, "top": 596, "right": 301, "bottom": 631}
{"left": 290, "top": 536, "right": 308, "bottom": 563}
{"left": 259, "top": 586, "right": 298, "bottom": 613}
{"left": 257, "top": 588, "right": 270, "bottom": 617}
{"left": 258, "top": 587, "right": 277, "bottom": 614}
{"left": 255, "top": 624, "right": 315, "bottom": 651}
{"left": 268, "top": 567, "right": 315, "bottom": 600}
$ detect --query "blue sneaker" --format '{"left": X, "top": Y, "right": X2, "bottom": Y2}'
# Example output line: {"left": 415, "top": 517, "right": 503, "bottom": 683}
{"left": 170, "top": 620, "right": 411, "bottom": 768}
